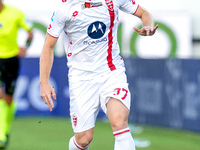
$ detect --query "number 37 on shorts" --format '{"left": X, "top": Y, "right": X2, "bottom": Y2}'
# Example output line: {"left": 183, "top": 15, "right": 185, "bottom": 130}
{"left": 113, "top": 88, "right": 129, "bottom": 100}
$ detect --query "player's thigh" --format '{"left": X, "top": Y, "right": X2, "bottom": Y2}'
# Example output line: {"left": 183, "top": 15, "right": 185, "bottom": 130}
{"left": 3, "top": 57, "right": 19, "bottom": 95}
{"left": 0, "top": 59, "right": 4, "bottom": 98}
{"left": 100, "top": 69, "right": 131, "bottom": 127}
{"left": 3, "top": 57, "right": 19, "bottom": 79}
{"left": 69, "top": 79, "right": 100, "bottom": 133}
{"left": 100, "top": 68, "right": 131, "bottom": 113}
{"left": 106, "top": 97, "right": 129, "bottom": 131}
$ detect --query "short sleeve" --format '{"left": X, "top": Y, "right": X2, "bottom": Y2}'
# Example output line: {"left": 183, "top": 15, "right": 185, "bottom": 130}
{"left": 18, "top": 10, "right": 32, "bottom": 31}
{"left": 47, "top": 4, "right": 67, "bottom": 38}
{"left": 118, "top": 0, "right": 139, "bottom": 15}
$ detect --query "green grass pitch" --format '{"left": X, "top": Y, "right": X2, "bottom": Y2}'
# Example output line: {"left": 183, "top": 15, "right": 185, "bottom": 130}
{"left": 6, "top": 117, "right": 200, "bottom": 150}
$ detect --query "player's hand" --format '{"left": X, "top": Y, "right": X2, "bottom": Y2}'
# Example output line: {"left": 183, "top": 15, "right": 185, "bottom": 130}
{"left": 18, "top": 47, "right": 27, "bottom": 57}
{"left": 133, "top": 24, "right": 159, "bottom": 36}
{"left": 40, "top": 83, "right": 57, "bottom": 111}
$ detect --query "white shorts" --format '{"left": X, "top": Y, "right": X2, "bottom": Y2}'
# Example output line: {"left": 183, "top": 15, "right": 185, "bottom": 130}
{"left": 69, "top": 68, "right": 131, "bottom": 133}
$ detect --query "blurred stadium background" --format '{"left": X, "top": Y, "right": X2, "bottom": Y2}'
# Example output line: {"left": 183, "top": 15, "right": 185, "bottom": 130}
{"left": 4, "top": 0, "right": 200, "bottom": 149}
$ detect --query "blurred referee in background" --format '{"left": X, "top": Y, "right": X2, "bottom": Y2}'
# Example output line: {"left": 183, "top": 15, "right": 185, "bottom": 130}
{"left": 0, "top": 0, "right": 33, "bottom": 149}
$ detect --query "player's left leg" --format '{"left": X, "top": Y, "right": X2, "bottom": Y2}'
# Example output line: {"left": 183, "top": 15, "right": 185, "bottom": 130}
{"left": 0, "top": 74, "right": 7, "bottom": 148}
{"left": 106, "top": 98, "right": 135, "bottom": 150}
{"left": 2, "top": 56, "right": 19, "bottom": 147}
{"left": 0, "top": 91, "right": 16, "bottom": 149}
{"left": 0, "top": 98, "right": 7, "bottom": 149}
{"left": 4, "top": 94, "right": 16, "bottom": 139}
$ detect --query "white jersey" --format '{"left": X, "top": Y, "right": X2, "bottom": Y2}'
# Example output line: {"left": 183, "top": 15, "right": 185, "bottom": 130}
{"left": 47, "top": 0, "right": 139, "bottom": 81}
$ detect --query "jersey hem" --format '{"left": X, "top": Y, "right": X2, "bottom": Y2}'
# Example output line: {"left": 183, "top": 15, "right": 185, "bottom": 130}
{"left": 73, "top": 125, "right": 95, "bottom": 133}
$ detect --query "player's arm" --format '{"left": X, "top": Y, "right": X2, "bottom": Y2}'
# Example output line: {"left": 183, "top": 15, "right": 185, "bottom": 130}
{"left": 40, "top": 33, "right": 57, "bottom": 111}
{"left": 26, "top": 30, "right": 34, "bottom": 47}
{"left": 133, "top": 6, "right": 158, "bottom": 36}
{"left": 18, "top": 29, "right": 34, "bottom": 57}
{"left": 18, "top": 10, "right": 34, "bottom": 57}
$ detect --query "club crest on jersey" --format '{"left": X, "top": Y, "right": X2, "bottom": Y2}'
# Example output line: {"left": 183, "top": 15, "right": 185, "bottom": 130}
{"left": 105, "top": 0, "right": 114, "bottom": 11}
{"left": 87, "top": 21, "right": 106, "bottom": 39}
{"left": 73, "top": 116, "right": 77, "bottom": 127}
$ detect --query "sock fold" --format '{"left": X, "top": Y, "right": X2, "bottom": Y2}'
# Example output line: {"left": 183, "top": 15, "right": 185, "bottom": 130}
{"left": 113, "top": 127, "right": 130, "bottom": 137}
{"left": 113, "top": 127, "right": 135, "bottom": 150}
{"left": 69, "top": 136, "right": 89, "bottom": 150}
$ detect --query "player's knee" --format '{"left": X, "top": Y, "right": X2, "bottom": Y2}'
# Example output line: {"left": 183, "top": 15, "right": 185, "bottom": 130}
{"left": 77, "top": 136, "right": 93, "bottom": 148}
{"left": 111, "top": 120, "right": 128, "bottom": 131}
{"left": 75, "top": 133, "right": 93, "bottom": 148}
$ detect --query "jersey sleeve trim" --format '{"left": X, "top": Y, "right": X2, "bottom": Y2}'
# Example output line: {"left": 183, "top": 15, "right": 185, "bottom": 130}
{"left": 47, "top": 32, "right": 59, "bottom": 39}
{"left": 132, "top": 5, "right": 139, "bottom": 15}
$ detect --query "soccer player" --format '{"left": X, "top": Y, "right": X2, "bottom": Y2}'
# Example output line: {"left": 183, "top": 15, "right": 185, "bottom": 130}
{"left": 40, "top": 0, "right": 158, "bottom": 149}
{"left": 0, "top": 0, "right": 33, "bottom": 148}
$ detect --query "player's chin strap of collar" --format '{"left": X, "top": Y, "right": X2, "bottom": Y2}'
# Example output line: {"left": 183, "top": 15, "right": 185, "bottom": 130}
{"left": 81, "top": 2, "right": 102, "bottom": 9}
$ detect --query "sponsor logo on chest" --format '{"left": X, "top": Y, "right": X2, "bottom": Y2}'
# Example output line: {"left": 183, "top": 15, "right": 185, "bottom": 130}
{"left": 84, "top": 21, "right": 108, "bottom": 45}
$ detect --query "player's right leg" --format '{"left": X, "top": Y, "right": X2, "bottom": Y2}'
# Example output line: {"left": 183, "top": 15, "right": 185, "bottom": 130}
{"left": 68, "top": 79, "right": 100, "bottom": 150}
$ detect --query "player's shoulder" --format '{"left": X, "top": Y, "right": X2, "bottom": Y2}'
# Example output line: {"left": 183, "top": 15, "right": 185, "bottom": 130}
{"left": 5, "top": 5, "right": 22, "bottom": 13}
{"left": 4, "top": 5, "right": 24, "bottom": 16}
{"left": 56, "top": 0, "right": 73, "bottom": 11}
{"left": 60, "top": 0, "right": 74, "bottom": 6}
{"left": 52, "top": 0, "right": 72, "bottom": 20}
{"left": 114, "top": 0, "right": 132, "bottom": 5}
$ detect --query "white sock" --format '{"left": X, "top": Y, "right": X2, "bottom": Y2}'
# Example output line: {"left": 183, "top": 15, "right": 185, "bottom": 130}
{"left": 69, "top": 136, "right": 89, "bottom": 150}
{"left": 113, "top": 127, "right": 136, "bottom": 150}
